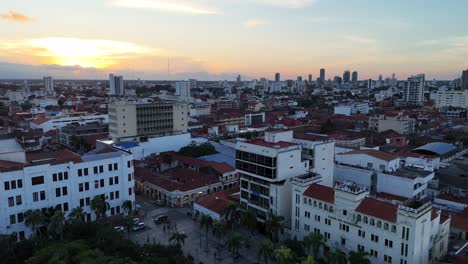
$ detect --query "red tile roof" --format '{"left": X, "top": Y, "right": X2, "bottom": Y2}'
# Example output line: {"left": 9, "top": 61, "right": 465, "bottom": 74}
{"left": 247, "top": 139, "right": 297, "bottom": 148}
{"left": 355, "top": 197, "right": 398, "bottom": 223}
{"left": 339, "top": 149, "right": 399, "bottom": 162}
{"left": 450, "top": 208, "right": 468, "bottom": 231}
{"left": 0, "top": 160, "right": 25, "bottom": 172}
{"left": 436, "top": 193, "right": 468, "bottom": 205}
{"left": 195, "top": 187, "right": 239, "bottom": 215}
{"left": 31, "top": 116, "right": 49, "bottom": 125}
{"left": 303, "top": 184, "right": 335, "bottom": 204}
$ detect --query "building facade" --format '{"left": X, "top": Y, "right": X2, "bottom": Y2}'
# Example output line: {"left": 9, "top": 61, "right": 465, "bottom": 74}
{"left": 402, "top": 74, "right": 425, "bottom": 106}
{"left": 368, "top": 114, "right": 416, "bottom": 135}
{"left": 435, "top": 89, "right": 468, "bottom": 109}
{"left": 109, "top": 74, "right": 124, "bottom": 96}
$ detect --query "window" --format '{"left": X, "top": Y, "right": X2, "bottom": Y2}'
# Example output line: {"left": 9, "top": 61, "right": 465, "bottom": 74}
{"left": 79, "top": 183, "right": 84, "bottom": 192}
{"left": 4, "top": 181, "right": 10, "bottom": 190}
{"left": 53, "top": 173, "right": 57, "bottom": 181}
{"left": 371, "top": 234, "right": 379, "bottom": 243}
{"left": 128, "top": 173, "right": 132, "bottom": 181}
{"left": 15, "top": 195, "right": 22, "bottom": 205}
{"left": 80, "top": 199, "right": 84, "bottom": 207}
{"left": 94, "top": 166, "right": 98, "bottom": 174}
{"left": 58, "top": 173, "right": 63, "bottom": 181}
{"left": 33, "top": 192, "right": 39, "bottom": 202}
{"left": 304, "top": 224, "right": 310, "bottom": 231}
{"left": 110, "top": 192, "right": 114, "bottom": 200}
{"left": 63, "top": 202, "right": 69, "bottom": 211}
{"left": 315, "top": 215, "right": 321, "bottom": 222}
{"left": 341, "top": 238, "right": 346, "bottom": 246}
{"left": 18, "top": 179, "right": 22, "bottom": 188}
{"left": 109, "top": 177, "right": 114, "bottom": 185}
{"left": 339, "top": 223, "right": 350, "bottom": 232}
{"left": 86, "top": 197, "right": 90, "bottom": 206}
{"left": 17, "top": 213, "right": 24, "bottom": 222}
{"left": 64, "top": 172, "right": 68, "bottom": 180}
{"left": 127, "top": 160, "right": 131, "bottom": 168}
{"left": 115, "top": 191, "right": 120, "bottom": 199}
{"left": 304, "top": 211, "right": 311, "bottom": 218}
{"left": 94, "top": 180, "right": 99, "bottom": 189}
{"left": 85, "top": 182, "right": 89, "bottom": 190}
{"left": 385, "top": 239, "right": 393, "bottom": 248}
{"left": 84, "top": 168, "right": 89, "bottom": 176}
{"left": 363, "top": 216, "right": 368, "bottom": 224}
{"left": 367, "top": 162, "right": 373, "bottom": 168}
{"left": 377, "top": 220, "right": 382, "bottom": 228}
{"left": 108, "top": 164, "right": 113, "bottom": 171}
{"left": 325, "top": 218, "right": 331, "bottom": 225}
{"left": 8, "top": 197, "right": 14, "bottom": 207}
{"left": 31, "top": 176, "right": 44, "bottom": 185}
{"left": 99, "top": 165, "right": 104, "bottom": 173}
{"left": 62, "top": 187, "right": 68, "bottom": 196}
{"left": 370, "top": 218, "right": 375, "bottom": 226}
{"left": 56, "top": 188, "right": 61, "bottom": 197}
{"left": 370, "top": 249, "right": 378, "bottom": 257}
{"left": 10, "top": 215, "right": 16, "bottom": 224}
{"left": 78, "top": 169, "right": 83, "bottom": 177}
{"left": 40, "top": 191, "right": 46, "bottom": 200}
{"left": 114, "top": 163, "right": 118, "bottom": 170}
{"left": 384, "top": 223, "right": 389, "bottom": 230}
{"left": 128, "top": 187, "right": 132, "bottom": 195}
{"left": 379, "top": 164, "right": 385, "bottom": 170}
{"left": 358, "top": 230, "right": 366, "bottom": 238}
{"left": 384, "top": 255, "right": 392, "bottom": 263}
{"left": 358, "top": 244, "right": 365, "bottom": 251}
{"left": 114, "top": 176, "right": 119, "bottom": 185}
{"left": 100, "top": 179, "right": 104, "bottom": 188}
{"left": 343, "top": 210, "right": 347, "bottom": 216}
{"left": 324, "top": 232, "right": 331, "bottom": 240}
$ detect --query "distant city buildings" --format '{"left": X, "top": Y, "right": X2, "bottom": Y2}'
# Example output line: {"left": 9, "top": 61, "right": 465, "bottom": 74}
{"left": 320, "top": 68, "right": 325, "bottom": 83}
{"left": 462, "top": 69, "right": 468, "bottom": 90}
{"left": 175, "top": 81, "right": 191, "bottom": 98}
{"left": 308, "top": 74, "right": 313, "bottom": 83}
{"left": 343, "top": 70, "right": 351, "bottom": 84}
{"left": 275, "top": 72, "right": 281, "bottom": 82}
{"left": 369, "top": 113, "right": 416, "bottom": 135}
{"left": 109, "top": 74, "right": 124, "bottom": 96}
{"left": 402, "top": 74, "right": 425, "bottom": 106}
{"left": 43, "top": 76, "right": 54, "bottom": 95}
{"left": 352, "top": 71, "right": 358, "bottom": 83}
{"left": 236, "top": 75, "right": 241, "bottom": 83}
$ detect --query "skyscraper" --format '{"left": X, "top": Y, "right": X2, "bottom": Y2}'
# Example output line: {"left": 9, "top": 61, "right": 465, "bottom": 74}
{"left": 320, "top": 68, "right": 325, "bottom": 82}
{"left": 275, "top": 72, "right": 281, "bottom": 82}
{"left": 352, "top": 71, "right": 358, "bottom": 83}
{"left": 297, "top": 76, "right": 303, "bottom": 82}
{"left": 109, "top": 74, "right": 124, "bottom": 96}
{"left": 343, "top": 70, "right": 351, "bottom": 83}
{"left": 462, "top": 69, "right": 468, "bottom": 90}
{"left": 308, "top": 74, "right": 313, "bottom": 83}
{"left": 403, "top": 74, "right": 425, "bottom": 105}
{"left": 236, "top": 75, "right": 241, "bottom": 83}
{"left": 43, "top": 76, "right": 54, "bottom": 95}
{"left": 175, "top": 81, "right": 191, "bottom": 98}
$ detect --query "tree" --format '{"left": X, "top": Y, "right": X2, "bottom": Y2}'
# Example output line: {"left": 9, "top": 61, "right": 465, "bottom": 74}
{"left": 257, "top": 239, "right": 273, "bottom": 264}
{"left": 47, "top": 210, "right": 65, "bottom": 240}
{"left": 122, "top": 200, "right": 133, "bottom": 216}
{"left": 265, "top": 212, "right": 285, "bottom": 243}
{"left": 25, "top": 209, "right": 45, "bottom": 237}
{"left": 212, "top": 220, "right": 227, "bottom": 246}
{"left": 320, "top": 118, "right": 336, "bottom": 133}
{"left": 303, "top": 233, "right": 325, "bottom": 258}
{"left": 240, "top": 209, "right": 257, "bottom": 234}
{"left": 162, "top": 153, "right": 173, "bottom": 167}
{"left": 68, "top": 207, "right": 85, "bottom": 224}
{"left": 90, "top": 195, "right": 109, "bottom": 220}
{"left": 327, "top": 248, "right": 347, "bottom": 264}
{"left": 224, "top": 203, "right": 239, "bottom": 231}
{"left": 301, "top": 256, "right": 317, "bottom": 264}
{"left": 348, "top": 249, "right": 370, "bottom": 264}
{"left": 169, "top": 232, "right": 188, "bottom": 249}
{"left": 274, "top": 246, "right": 295, "bottom": 264}
{"left": 226, "top": 232, "right": 242, "bottom": 256}
{"left": 199, "top": 215, "right": 213, "bottom": 250}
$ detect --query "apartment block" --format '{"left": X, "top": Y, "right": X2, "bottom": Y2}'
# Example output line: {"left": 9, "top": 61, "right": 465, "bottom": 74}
{"left": 369, "top": 114, "right": 416, "bottom": 135}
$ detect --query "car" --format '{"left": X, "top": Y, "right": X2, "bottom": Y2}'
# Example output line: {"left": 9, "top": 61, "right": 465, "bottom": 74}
{"left": 132, "top": 217, "right": 140, "bottom": 225}
{"left": 456, "top": 156, "right": 464, "bottom": 160}
{"left": 113, "top": 226, "right": 125, "bottom": 232}
{"left": 154, "top": 215, "right": 169, "bottom": 224}
{"left": 132, "top": 222, "right": 146, "bottom": 231}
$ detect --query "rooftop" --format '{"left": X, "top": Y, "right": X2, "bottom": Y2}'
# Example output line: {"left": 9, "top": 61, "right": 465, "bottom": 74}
{"left": 195, "top": 187, "right": 239, "bottom": 215}
{"left": 245, "top": 138, "right": 297, "bottom": 149}
{"left": 355, "top": 197, "right": 398, "bottom": 223}
{"left": 303, "top": 183, "right": 335, "bottom": 204}
{"left": 26, "top": 149, "right": 83, "bottom": 166}
{"left": 388, "top": 167, "right": 434, "bottom": 180}
{"left": 338, "top": 149, "right": 399, "bottom": 162}
{"left": 412, "top": 142, "right": 457, "bottom": 156}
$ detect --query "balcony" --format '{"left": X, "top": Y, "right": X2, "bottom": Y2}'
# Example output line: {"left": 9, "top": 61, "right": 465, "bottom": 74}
{"left": 398, "top": 199, "right": 432, "bottom": 217}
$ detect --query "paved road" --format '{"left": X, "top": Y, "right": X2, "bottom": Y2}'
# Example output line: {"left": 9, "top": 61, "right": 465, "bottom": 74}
{"left": 131, "top": 195, "right": 265, "bottom": 264}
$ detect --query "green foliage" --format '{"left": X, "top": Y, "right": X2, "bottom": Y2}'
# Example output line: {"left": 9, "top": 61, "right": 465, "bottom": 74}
{"left": 285, "top": 237, "right": 306, "bottom": 260}
{"left": 297, "top": 96, "right": 329, "bottom": 109}
{"left": 178, "top": 143, "right": 217, "bottom": 157}
{"left": 274, "top": 246, "right": 295, "bottom": 264}
{"left": 348, "top": 249, "right": 370, "bottom": 264}
{"left": 320, "top": 118, "right": 336, "bottom": 133}
{"left": 265, "top": 212, "right": 285, "bottom": 243}
{"left": 257, "top": 239, "right": 273, "bottom": 264}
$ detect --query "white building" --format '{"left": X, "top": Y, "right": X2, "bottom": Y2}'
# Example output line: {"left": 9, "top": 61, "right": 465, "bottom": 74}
{"left": 109, "top": 74, "right": 124, "bottom": 96}
{"left": 236, "top": 130, "right": 309, "bottom": 222}
{"left": 30, "top": 114, "right": 109, "bottom": 133}
{"left": 175, "top": 81, "right": 191, "bottom": 98}
{"left": 0, "top": 145, "right": 135, "bottom": 240}
{"left": 369, "top": 114, "right": 416, "bottom": 135}
{"left": 402, "top": 74, "right": 425, "bottom": 106}
{"left": 291, "top": 181, "right": 450, "bottom": 264}
{"left": 43, "top": 76, "right": 54, "bottom": 95}
{"left": 334, "top": 102, "right": 369, "bottom": 116}
{"left": 434, "top": 89, "right": 468, "bottom": 109}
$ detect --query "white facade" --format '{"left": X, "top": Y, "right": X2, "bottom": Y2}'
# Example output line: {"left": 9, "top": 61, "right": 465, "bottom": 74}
{"left": 109, "top": 74, "right": 124, "bottom": 96}
{"left": 43, "top": 76, "right": 54, "bottom": 95}
{"left": 291, "top": 182, "right": 450, "bottom": 264}
{"left": 334, "top": 102, "right": 369, "bottom": 116}
{"left": 30, "top": 114, "right": 109, "bottom": 133}
{"left": 0, "top": 148, "right": 135, "bottom": 240}
{"left": 403, "top": 74, "right": 425, "bottom": 105}
{"left": 336, "top": 150, "right": 400, "bottom": 172}
{"left": 434, "top": 89, "right": 468, "bottom": 109}
{"left": 175, "top": 81, "right": 191, "bottom": 98}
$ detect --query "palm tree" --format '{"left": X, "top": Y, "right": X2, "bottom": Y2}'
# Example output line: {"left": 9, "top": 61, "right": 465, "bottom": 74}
{"left": 169, "top": 232, "right": 187, "bottom": 249}
{"left": 265, "top": 212, "right": 285, "bottom": 243}
{"left": 199, "top": 214, "right": 213, "bottom": 250}
{"left": 226, "top": 232, "right": 242, "bottom": 256}
{"left": 327, "top": 248, "right": 347, "bottom": 264}
{"left": 274, "top": 246, "right": 295, "bottom": 264}
{"left": 241, "top": 209, "right": 257, "bottom": 234}
{"left": 301, "top": 256, "right": 316, "bottom": 264}
{"left": 257, "top": 239, "right": 273, "bottom": 264}
{"left": 348, "top": 249, "right": 370, "bottom": 264}
{"left": 212, "top": 220, "right": 227, "bottom": 246}
{"left": 224, "top": 203, "right": 239, "bottom": 231}
{"left": 122, "top": 200, "right": 133, "bottom": 216}
{"left": 90, "top": 195, "right": 109, "bottom": 220}
{"left": 47, "top": 210, "right": 65, "bottom": 240}
{"left": 68, "top": 207, "right": 85, "bottom": 224}
{"left": 124, "top": 215, "right": 134, "bottom": 239}
{"left": 24, "top": 209, "right": 45, "bottom": 237}
{"left": 303, "top": 233, "right": 325, "bottom": 258}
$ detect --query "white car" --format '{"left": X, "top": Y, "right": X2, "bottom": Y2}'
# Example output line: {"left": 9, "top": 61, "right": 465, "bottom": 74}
{"left": 113, "top": 226, "right": 125, "bottom": 232}
{"left": 132, "top": 217, "right": 140, "bottom": 225}
{"left": 132, "top": 222, "right": 146, "bottom": 231}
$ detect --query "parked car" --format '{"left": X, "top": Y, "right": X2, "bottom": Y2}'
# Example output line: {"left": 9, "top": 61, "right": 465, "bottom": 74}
{"left": 132, "top": 222, "right": 146, "bottom": 231}
{"left": 154, "top": 215, "right": 169, "bottom": 224}
{"left": 132, "top": 217, "right": 140, "bottom": 225}
{"left": 113, "top": 226, "right": 125, "bottom": 232}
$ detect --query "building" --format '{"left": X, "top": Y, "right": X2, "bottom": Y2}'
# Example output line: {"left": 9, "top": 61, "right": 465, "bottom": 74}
{"left": 368, "top": 114, "right": 416, "bottom": 135}
{"left": 43, "top": 76, "right": 54, "bottom": 95}
{"left": 108, "top": 100, "right": 188, "bottom": 142}
{"left": 343, "top": 70, "right": 351, "bottom": 84}
{"left": 320, "top": 69, "right": 325, "bottom": 83}
{"left": 30, "top": 113, "right": 109, "bottom": 133}
{"left": 462, "top": 69, "right": 468, "bottom": 90}
{"left": 175, "top": 81, "right": 191, "bottom": 98}
{"left": 402, "top": 74, "right": 425, "bottom": 106}
{"left": 352, "top": 71, "right": 358, "bottom": 83}
{"left": 245, "top": 112, "right": 266, "bottom": 126}
{"left": 291, "top": 181, "right": 450, "bottom": 264}
{"left": 59, "top": 122, "right": 108, "bottom": 150}
{"left": 0, "top": 145, "right": 135, "bottom": 240}
{"left": 236, "top": 130, "right": 309, "bottom": 222}
{"left": 435, "top": 89, "right": 468, "bottom": 109}
{"left": 236, "top": 75, "right": 241, "bottom": 83}
{"left": 308, "top": 74, "right": 313, "bottom": 83}
{"left": 334, "top": 102, "right": 369, "bottom": 116}
{"left": 109, "top": 74, "right": 124, "bottom": 96}
{"left": 275, "top": 72, "right": 281, "bottom": 82}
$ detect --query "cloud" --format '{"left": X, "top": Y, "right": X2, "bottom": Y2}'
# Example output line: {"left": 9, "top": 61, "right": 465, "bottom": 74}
{"left": 343, "top": 35, "right": 377, "bottom": 44}
{"left": 111, "top": 0, "right": 219, "bottom": 14}
{"left": 0, "top": 11, "right": 34, "bottom": 23}
{"left": 256, "top": 0, "right": 318, "bottom": 8}
{"left": 243, "top": 19, "right": 270, "bottom": 28}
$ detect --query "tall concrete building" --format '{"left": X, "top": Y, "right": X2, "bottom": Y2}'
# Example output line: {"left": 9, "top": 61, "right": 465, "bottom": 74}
{"left": 275, "top": 72, "right": 281, "bottom": 82}
{"left": 320, "top": 68, "right": 325, "bottom": 82}
{"left": 109, "top": 74, "right": 124, "bottom": 96}
{"left": 108, "top": 100, "right": 189, "bottom": 142}
{"left": 352, "top": 71, "right": 358, "bottom": 83}
{"left": 343, "top": 70, "right": 351, "bottom": 83}
{"left": 462, "top": 69, "right": 468, "bottom": 90}
{"left": 236, "top": 75, "right": 241, "bottom": 83}
{"left": 403, "top": 74, "right": 425, "bottom": 105}
{"left": 175, "top": 81, "right": 191, "bottom": 98}
{"left": 43, "top": 76, "right": 54, "bottom": 95}
{"left": 297, "top": 76, "right": 303, "bottom": 82}
{"left": 308, "top": 74, "right": 313, "bottom": 83}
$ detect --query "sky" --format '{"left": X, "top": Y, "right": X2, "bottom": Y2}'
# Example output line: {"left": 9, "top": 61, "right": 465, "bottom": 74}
{"left": 0, "top": 0, "right": 468, "bottom": 80}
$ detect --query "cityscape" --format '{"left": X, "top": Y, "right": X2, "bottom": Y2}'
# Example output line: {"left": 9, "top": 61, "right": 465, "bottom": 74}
{"left": 1, "top": 1, "right": 468, "bottom": 264}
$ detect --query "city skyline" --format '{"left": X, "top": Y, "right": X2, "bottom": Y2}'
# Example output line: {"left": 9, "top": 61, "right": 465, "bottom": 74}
{"left": 1, "top": 0, "right": 468, "bottom": 80}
